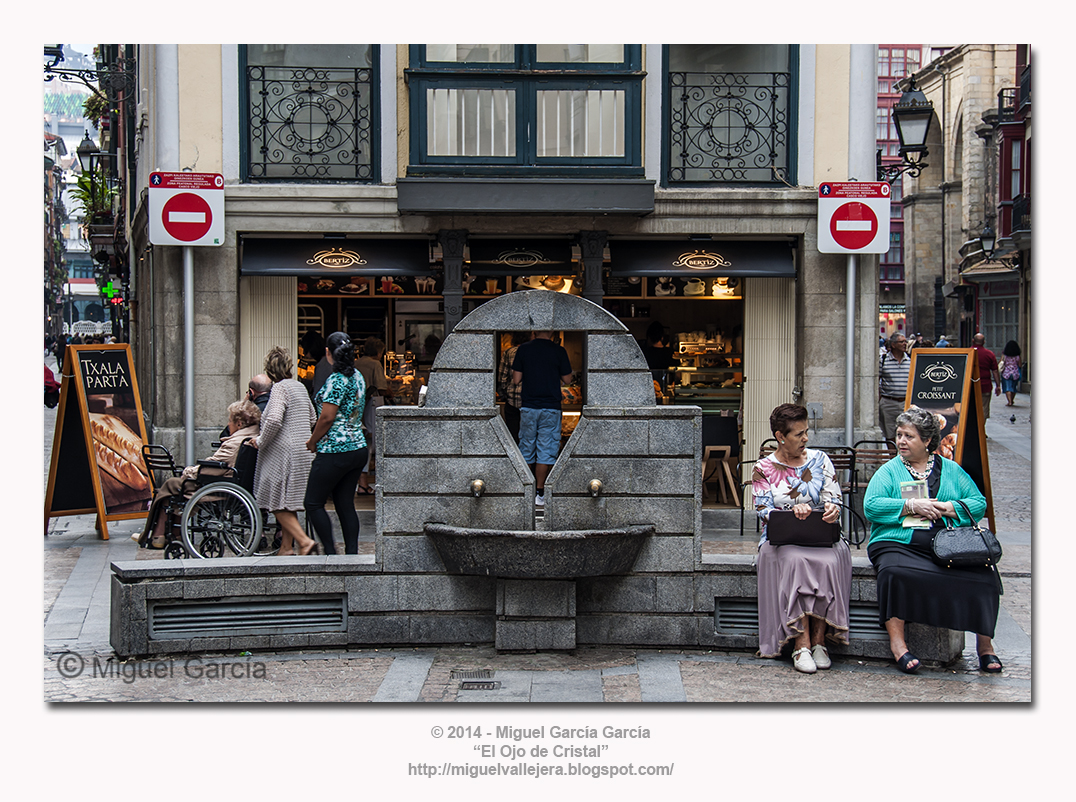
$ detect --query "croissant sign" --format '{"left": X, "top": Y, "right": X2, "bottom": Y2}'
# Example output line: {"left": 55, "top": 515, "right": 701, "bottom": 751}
{"left": 817, "top": 182, "right": 891, "bottom": 254}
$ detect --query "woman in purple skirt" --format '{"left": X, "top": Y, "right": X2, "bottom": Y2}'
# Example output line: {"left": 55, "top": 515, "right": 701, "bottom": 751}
{"left": 752, "top": 404, "right": 851, "bottom": 674}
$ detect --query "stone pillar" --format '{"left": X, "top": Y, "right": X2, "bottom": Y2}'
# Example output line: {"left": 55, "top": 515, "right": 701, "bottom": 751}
{"left": 439, "top": 229, "right": 467, "bottom": 335}
{"left": 578, "top": 230, "right": 607, "bottom": 306}
{"left": 495, "top": 579, "right": 577, "bottom": 651}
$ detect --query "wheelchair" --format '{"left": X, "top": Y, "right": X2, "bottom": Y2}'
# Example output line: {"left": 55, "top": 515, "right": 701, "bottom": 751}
{"left": 140, "top": 442, "right": 264, "bottom": 559}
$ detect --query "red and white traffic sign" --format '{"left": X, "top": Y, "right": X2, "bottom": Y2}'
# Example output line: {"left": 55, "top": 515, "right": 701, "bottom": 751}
{"left": 817, "top": 182, "right": 891, "bottom": 254}
{"left": 148, "top": 172, "right": 225, "bottom": 247}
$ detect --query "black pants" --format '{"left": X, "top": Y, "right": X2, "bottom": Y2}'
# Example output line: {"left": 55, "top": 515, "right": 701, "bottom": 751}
{"left": 504, "top": 403, "right": 521, "bottom": 443}
{"left": 304, "top": 447, "right": 368, "bottom": 554}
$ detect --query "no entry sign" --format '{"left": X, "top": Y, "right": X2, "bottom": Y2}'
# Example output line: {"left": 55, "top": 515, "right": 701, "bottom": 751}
{"left": 148, "top": 172, "right": 225, "bottom": 247}
{"left": 817, "top": 182, "right": 890, "bottom": 254}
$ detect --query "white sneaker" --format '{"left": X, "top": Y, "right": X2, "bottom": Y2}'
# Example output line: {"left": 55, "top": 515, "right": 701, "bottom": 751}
{"left": 811, "top": 644, "right": 831, "bottom": 670}
{"left": 535, "top": 493, "right": 545, "bottom": 507}
{"left": 792, "top": 647, "right": 817, "bottom": 674}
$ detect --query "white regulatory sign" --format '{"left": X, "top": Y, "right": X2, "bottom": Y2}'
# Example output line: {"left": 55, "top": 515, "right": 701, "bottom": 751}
{"left": 817, "top": 182, "right": 891, "bottom": 254}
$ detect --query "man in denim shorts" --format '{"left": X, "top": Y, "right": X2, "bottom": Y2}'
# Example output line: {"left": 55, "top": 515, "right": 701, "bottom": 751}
{"left": 512, "top": 331, "right": 573, "bottom": 507}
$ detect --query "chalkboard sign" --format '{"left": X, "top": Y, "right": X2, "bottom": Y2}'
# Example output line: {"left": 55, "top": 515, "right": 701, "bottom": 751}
{"left": 603, "top": 275, "right": 644, "bottom": 297}
{"left": 45, "top": 345, "right": 152, "bottom": 539}
{"left": 906, "top": 348, "right": 993, "bottom": 531}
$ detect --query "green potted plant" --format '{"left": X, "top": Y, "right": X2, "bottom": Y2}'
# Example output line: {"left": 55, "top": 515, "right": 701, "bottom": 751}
{"left": 69, "top": 167, "right": 116, "bottom": 232}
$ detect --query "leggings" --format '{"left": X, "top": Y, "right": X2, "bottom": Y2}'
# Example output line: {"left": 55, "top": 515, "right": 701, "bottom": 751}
{"left": 304, "top": 447, "right": 368, "bottom": 554}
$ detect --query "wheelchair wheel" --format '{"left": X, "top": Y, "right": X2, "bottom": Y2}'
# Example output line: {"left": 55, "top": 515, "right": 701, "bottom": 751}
{"left": 180, "top": 482, "right": 262, "bottom": 558}
{"left": 251, "top": 510, "right": 284, "bottom": 556}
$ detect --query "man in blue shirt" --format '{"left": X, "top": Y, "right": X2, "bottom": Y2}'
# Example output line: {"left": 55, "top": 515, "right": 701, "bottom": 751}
{"left": 512, "top": 331, "right": 573, "bottom": 506}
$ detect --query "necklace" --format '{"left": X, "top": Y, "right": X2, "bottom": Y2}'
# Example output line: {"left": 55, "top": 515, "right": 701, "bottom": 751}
{"left": 902, "top": 454, "right": 934, "bottom": 481}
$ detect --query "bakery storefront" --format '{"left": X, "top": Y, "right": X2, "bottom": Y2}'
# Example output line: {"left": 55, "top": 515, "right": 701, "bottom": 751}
{"left": 240, "top": 237, "right": 440, "bottom": 404}
{"left": 238, "top": 235, "right": 798, "bottom": 455}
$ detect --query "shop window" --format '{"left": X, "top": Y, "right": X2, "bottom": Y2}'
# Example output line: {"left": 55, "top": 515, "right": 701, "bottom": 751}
{"left": 408, "top": 45, "right": 642, "bottom": 175}
{"left": 241, "top": 45, "right": 378, "bottom": 182}
{"left": 665, "top": 44, "right": 796, "bottom": 185}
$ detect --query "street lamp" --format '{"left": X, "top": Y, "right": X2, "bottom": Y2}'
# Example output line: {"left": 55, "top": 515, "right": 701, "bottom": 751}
{"left": 878, "top": 78, "right": 935, "bottom": 184}
{"left": 76, "top": 130, "right": 98, "bottom": 172}
{"left": 978, "top": 224, "right": 996, "bottom": 259}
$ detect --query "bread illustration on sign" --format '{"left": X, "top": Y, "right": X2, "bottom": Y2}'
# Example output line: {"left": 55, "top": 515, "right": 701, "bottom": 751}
{"left": 88, "top": 413, "right": 150, "bottom": 491}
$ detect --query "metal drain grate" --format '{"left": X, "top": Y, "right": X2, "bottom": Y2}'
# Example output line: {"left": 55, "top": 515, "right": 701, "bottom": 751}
{"left": 149, "top": 595, "right": 347, "bottom": 639}
{"left": 715, "top": 598, "right": 888, "bottom": 640}
{"left": 450, "top": 669, "right": 494, "bottom": 680}
{"left": 847, "top": 602, "right": 888, "bottom": 640}
{"left": 460, "top": 681, "right": 501, "bottom": 691}
{"left": 714, "top": 598, "right": 759, "bottom": 635}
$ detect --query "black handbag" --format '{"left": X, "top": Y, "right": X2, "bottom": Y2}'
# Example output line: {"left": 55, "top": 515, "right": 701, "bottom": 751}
{"left": 931, "top": 499, "right": 1002, "bottom": 567}
{"left": 931, "top": 499, "right": 1004, "bottom": 593}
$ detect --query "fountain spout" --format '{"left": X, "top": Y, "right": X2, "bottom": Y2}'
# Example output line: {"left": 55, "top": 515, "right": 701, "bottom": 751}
{"left": 471, "top": 479, "right": 486, "bottom": 498}
{"left": 588, "top": 479, "right": 603, "bottom": 498}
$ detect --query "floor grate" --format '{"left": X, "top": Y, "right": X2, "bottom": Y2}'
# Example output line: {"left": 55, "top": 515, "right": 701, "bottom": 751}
{"left": 459, "top": 681, "right": 501, "bottom": 691}
{"left": 450, "top": 669, "right": 495, "bottom": 680}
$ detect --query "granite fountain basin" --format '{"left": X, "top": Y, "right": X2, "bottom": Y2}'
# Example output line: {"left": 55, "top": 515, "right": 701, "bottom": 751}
{"left": 423, "top": 523, "right": 654, "bottom": 579}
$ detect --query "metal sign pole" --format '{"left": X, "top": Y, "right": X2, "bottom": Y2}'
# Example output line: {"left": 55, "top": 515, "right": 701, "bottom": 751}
{"left": 846, "top": 253, "right": 856, "bottom": 449}
{"left": 184, "top": 245, "right": 194, "bottom": 463}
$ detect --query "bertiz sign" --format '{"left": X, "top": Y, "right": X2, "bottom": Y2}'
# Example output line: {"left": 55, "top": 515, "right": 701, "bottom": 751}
{"left": 817, "top": 182, "right": 891, "bottom": 254}
{"left": 148, "top": 172, "right": 225, "bottom": 247}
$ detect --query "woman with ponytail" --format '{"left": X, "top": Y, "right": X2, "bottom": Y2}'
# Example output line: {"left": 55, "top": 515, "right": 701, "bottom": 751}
{"left": 304, "top": 331, "right": 368, "bottom": 554}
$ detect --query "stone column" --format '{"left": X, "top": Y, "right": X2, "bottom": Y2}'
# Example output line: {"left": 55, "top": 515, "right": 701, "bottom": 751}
{"left": 578, "top": 230, "right": 607, "bottom": 306}
{"left": 439, "top": 229, "right": 467, "bottom": 335}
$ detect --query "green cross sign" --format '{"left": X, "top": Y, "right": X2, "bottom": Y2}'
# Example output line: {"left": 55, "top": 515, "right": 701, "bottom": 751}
{"left": 102, "top": 281, "right": 119, "bottom": 299}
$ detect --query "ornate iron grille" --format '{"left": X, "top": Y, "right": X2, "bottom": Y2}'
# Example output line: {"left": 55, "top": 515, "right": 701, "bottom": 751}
{"left": 668, "top": 71, "right": 791, "bottom": 184}
{"left": 246, "top": 65, "right": 374, "bottom": 181}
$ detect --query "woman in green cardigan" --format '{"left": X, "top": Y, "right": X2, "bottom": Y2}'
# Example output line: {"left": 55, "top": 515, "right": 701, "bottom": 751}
{"left": 864, "top": 406, "right": 1002, "bottom": 674}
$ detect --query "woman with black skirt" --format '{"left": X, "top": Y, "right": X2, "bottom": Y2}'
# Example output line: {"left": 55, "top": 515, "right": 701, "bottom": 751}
{"left": 864, "top": 405, "right": 1002, "bottom": 674}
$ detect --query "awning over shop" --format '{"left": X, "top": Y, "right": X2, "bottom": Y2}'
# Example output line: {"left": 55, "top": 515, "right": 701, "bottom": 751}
{"left": 609, "top": 240, "right": 795, "bottom": 277}
{"left": 958, "top": 260, "right": 1021, "bottom": 283}
{"left": 240, "top": 237, "right": 433, "bottom": 276}
{"left": 466, "top": 239, "right": 574, "bottom": 275}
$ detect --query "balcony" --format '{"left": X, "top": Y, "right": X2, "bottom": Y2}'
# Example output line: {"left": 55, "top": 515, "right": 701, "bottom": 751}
{"left": 997, "top": 87, "right": 1016, "bottom": 123}
{"left": 1018, "top": 64, "right": 1031, "bottom": 116}
{"left": 244, "top": 64, "right": 375, "bottom": 182}
{"left": 1011, "top": 193, "right": 1030, "bottom": 249}
{"left": 666, "top": 70, "right": 793, "bottom": 185}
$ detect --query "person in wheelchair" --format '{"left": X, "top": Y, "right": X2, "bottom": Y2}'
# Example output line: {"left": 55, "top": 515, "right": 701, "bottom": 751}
{"left": 137, "top": 399, "right": 261, "bottom": 548}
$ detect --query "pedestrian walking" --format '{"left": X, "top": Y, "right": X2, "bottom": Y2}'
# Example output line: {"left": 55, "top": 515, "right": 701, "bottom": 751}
{"left": 1000, "top": 340, "right": 1022, "bottom": 407}
{"left": 251, "top": 346, "right": 319, "bottom": 556}
{"left": 973, "top": 333, "right": 1001, "bottom": 421}
{"left": 304, "top": 332, "right": 368, "bottom": 555}
{"left": 878, "top": 332, "right": 910, "bottom": 441}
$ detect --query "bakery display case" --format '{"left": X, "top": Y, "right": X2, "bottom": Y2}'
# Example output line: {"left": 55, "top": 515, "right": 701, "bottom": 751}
{"left": 669, "top": 337, "right": 742, "bottom": 412}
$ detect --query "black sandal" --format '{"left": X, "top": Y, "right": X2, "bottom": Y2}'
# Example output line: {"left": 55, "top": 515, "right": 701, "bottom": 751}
{"left": 978, "top": 654, "right": 1003, "bottom": 673}
{"left": 896, "top": 652, "right": 920, "bottom": 674}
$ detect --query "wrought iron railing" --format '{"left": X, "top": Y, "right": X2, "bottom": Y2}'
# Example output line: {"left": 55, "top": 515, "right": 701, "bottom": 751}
{"left": 998, "top": 87, "right": 1016, "bottom": 123}
{"left": 667, "top": 71, "right": 792, "bottom": 184}
{"left": 1019, "top": 64, "right": 1031, "bottom": 114}
{"left": 246, "top": 65, "right": 374, "bottom": 181}
{"left": 1012, "top": 194, "right": 1030, "bottom": 234}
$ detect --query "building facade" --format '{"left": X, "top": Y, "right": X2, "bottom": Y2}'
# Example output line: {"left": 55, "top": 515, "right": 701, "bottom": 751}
{"left": 899, "top": 44, "right": 1019, "bottom": 351}
{"left": 123, "top": 44, "right": 882, "bottom": 464}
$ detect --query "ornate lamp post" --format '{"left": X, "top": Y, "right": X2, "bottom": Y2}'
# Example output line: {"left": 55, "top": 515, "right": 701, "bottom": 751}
{"left": 877, "top": 79, "right": 935, "bottom": 183}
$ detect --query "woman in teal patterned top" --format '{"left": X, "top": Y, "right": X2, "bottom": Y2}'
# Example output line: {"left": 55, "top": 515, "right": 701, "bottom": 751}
{"left": 304, "top": 332, "right": 368, "bottom": 554}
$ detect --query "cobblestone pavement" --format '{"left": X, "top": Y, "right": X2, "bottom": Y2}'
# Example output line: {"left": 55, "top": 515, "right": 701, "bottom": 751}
{"left": 41, "top": 387, "right": 1033, "bottom": 705}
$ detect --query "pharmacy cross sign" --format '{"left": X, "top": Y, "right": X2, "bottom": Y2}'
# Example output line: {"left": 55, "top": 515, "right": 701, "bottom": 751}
{"left": 148, "top": 172, "right": 225, "bottom": 247}
{"left": 101, "top": 280, "right": 119, "bottom": 299}
{"left": 817, "top": 182, "right": 891, "bottom": 254}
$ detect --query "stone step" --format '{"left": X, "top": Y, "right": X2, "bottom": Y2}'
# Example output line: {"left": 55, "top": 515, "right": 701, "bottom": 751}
{"left": 703, "top": 508, "right": 745, "bottom": 529}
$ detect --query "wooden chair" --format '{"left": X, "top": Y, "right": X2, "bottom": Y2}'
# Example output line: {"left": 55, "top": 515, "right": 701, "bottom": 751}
{"left": 701, "top": 415, "right": 741, "bottom": 506}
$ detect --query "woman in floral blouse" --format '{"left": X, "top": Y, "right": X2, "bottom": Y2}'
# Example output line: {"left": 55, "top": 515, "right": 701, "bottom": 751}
{"left": 304, "top": 332, "right": 368, "bottom": 554}
{"left": 752, "top": 404, "right": 852, "bottom": 674}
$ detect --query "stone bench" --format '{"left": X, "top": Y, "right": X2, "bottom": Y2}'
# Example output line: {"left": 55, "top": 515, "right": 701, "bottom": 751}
{"left": 109, "top": 553, "right": 964, "bottom": 664}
